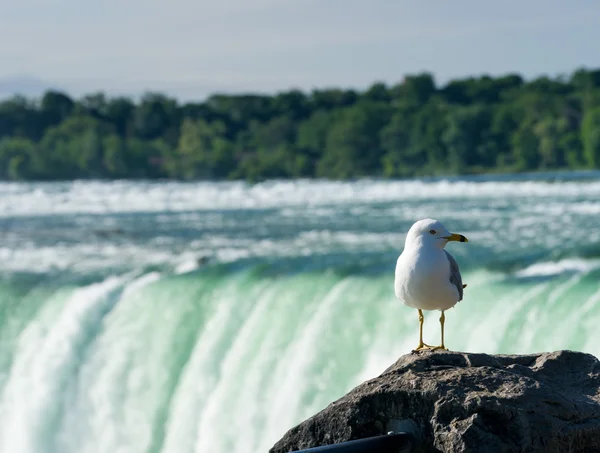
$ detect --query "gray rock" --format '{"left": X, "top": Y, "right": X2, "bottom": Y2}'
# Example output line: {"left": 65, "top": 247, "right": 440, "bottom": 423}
{"left": 270, "top": 350, "right": 600, "bottom": 453}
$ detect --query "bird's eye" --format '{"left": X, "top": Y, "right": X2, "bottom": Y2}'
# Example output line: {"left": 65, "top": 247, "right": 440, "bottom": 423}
{"left": 429, "top": 229, "right": 436, "bottom": 235}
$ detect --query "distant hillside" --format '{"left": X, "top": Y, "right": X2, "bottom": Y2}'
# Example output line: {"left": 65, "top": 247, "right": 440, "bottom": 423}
{"left": 0, "top": 75, "right": 62, "bottom": 99}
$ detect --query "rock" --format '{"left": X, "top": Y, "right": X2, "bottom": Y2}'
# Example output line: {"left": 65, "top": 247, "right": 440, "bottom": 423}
{"left": 270, "top": 350, "right": 600, "bottom": 453}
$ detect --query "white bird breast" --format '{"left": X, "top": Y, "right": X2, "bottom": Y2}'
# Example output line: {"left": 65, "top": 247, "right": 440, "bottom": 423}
{"left": 394, "top": 245, "right": 460, "bottom": 311}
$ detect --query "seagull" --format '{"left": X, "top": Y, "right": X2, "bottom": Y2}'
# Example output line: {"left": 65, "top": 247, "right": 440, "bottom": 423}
{"left": 394, "top": 219, "right": 468, "bottom": 351}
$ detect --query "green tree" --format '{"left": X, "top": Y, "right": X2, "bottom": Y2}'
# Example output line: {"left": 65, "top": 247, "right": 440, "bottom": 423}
{"left": 172, "top": 118, "right": 234, "bottom": 179}
{"left": 0, "top": 137, "right": 36, "bottom": 179}
{"left": 511, "top": 120, "right": 540, "bottom": 171}
{"left": 561, "top": 133, "right": 584, "bottom": 168}
{"left": 296, "top": 110, "right": 337, "bottom": 158}
{"left": 123, "top": 137, "right": 168, "bottom": 178}
{"left": 310, "top": 89, "right": 358, "bottom": 111}
{"left": 442, "top": 105, "right": 491, "bottom": 173}
{"left": 103, "top": 134, "right": 129, "bottom": 177}
{"left": 172, "top": 118, "right": 210, "bottom": 179}
{"left": 133, "top": 93, "right": 179, "bottom": 142}
{"left": 380, "top": 107, "right": 415, "bottom": 177}
{"left": 317, "top": 102, "right": 390, "bottom": 178}
{"left": 0, "top": 96, "right": 41, "bottom": 139}
{"left": 105, "top": 97, "right": 136, "bottom": 136}
{"left": 407, "top": 99, "right": 450, "bottom": 175}
{"left": 272, "top": 90, "right": 309, "bottom": 120}
{"left": 40, "top": 91, "right": 74, "bottom": 128}
{"left": 571, "top": 68, "right": 600, "bottom": 92}
{"left": 79, "top": 92, "right": 108, "bottom": 118}
{"left": 534, "top": 117, "right": 569, "bottom": 169}
{"left": 390, "top": 73, "right": 436, "bottom": 106}
{"left": 582, "top": 106, "right": 600, "bottom": 167}
{"left": 364, "top": 82, "right": 390, "bottom": 103}
{"left": 0, "top": 67, "right": 599, "bottom": 181}
{"left": 37, "top": 115, "right": 112, "bottom": 178}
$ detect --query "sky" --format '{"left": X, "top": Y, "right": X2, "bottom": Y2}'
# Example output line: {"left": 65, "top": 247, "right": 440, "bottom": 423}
{"left": 1, "top": 0, "right": 599, "bottom": 100}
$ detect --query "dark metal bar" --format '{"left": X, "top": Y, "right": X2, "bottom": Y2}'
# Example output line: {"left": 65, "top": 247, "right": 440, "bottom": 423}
{"left": 293, "top": 432, "right": 416, "bottom": 453}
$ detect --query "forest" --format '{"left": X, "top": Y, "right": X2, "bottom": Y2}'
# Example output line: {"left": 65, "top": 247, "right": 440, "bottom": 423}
{"left": 1, "top": 68, "right": 600, "bottom": 181}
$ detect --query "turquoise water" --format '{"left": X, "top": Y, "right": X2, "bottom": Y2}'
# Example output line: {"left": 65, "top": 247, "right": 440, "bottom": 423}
{"left": 1, "top": 172, "right": 600, "bottom": 452}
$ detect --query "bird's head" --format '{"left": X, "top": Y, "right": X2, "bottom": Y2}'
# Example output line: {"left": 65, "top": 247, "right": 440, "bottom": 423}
{"left": 405, "top": 218, "right": 468, "bottom": 249}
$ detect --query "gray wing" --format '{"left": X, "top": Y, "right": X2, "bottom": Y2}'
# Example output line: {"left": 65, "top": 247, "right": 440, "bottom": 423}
{"left": 444, "top": 250, "right": 464, "bottom": 301}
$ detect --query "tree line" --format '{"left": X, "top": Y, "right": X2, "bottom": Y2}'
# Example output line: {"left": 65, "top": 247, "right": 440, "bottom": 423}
{"left": 2, "top": 68, "right": 600, "bottom": 181}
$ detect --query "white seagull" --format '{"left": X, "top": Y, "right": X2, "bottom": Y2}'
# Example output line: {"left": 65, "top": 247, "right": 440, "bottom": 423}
{"left": 394, "top": 219, "right": 468, "bottom": 351}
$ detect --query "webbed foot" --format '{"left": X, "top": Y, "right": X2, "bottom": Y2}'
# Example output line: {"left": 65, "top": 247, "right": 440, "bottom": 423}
{"left": 412, "top": 342, "right": 435, "bottom": 353}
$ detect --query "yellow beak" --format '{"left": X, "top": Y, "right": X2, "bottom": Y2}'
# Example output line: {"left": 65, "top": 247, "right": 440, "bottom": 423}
{"left": 446, "top": 233, "right": 468, "bottom": 243}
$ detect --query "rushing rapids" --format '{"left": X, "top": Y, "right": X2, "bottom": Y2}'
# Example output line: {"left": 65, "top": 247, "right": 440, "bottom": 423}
{"left": 1, "top": 172, "right": 600, "bottom": 453}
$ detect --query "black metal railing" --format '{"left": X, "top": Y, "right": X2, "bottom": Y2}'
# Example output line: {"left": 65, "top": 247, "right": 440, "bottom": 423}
{"left": 293, "top": 431, "right": 418, "bottom": 453}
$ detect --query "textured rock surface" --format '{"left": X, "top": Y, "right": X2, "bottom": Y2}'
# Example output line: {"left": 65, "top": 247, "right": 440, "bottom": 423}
{"left": 270, "top": 350, "right": 600, "bottom": 453}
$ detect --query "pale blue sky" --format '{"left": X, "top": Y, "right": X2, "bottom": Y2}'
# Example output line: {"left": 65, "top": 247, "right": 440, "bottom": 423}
{"left": 1, "top": 0, "right": 599, "bottom": 100}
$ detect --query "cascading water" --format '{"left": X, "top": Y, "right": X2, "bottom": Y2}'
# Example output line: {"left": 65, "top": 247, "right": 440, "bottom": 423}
{"left": 1, "top": 171, "right": 600, "bottom": 453}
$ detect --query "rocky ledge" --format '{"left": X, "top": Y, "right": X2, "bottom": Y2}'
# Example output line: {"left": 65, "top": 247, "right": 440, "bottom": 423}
{"left": 270, "top": 350, "right": 600, "bottom": 453}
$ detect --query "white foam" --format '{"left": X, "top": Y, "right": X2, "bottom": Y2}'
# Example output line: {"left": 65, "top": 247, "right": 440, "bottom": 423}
{"left": 193, "top": 282, "right": 282, "bottom": 453}
{"left": 121, "top": 272, "right": 162, "bottom": 298}
{"left": 3, "top": 175, "right": 600, "bottom": 275}
{"left": 260, "top": 280, "right": 353, "bottom": 449}
{"left": 174, "top": 259, "right": 200, "bottom": 275}
{"left": 515, "top": 258, "right": 600, "bottom": 278}
{"left": 0, "top": 243, "right": 178, "bottom": 274}
{"left": 3, "top": 176, "right": 600, "bottom": 218}
{"left": 160, "top": 286, "right": 247, "bottom": 453}
{"left": 0, "top": 276, "right": 126, "bottom": 453}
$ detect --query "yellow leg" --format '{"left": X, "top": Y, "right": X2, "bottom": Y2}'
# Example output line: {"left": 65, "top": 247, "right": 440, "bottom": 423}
{"left": 413, "top": 309, "right": 433, "bottom": 351}
{"left": 431, "top": 311, "right": 448, "bottom": 351}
